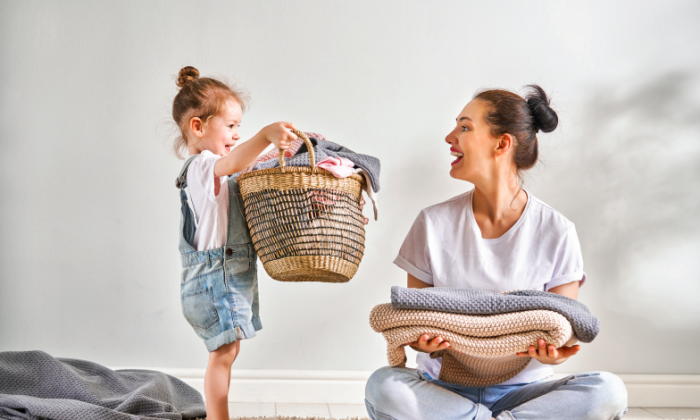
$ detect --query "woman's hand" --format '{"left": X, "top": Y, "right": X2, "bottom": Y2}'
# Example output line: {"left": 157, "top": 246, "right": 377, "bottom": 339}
{"left": 516, "top": 339, "right": 581, "bottom": 365}
{"left": 406, "top": 334, "right": 453, "bottom": 354}
{"left": 261, "top": 121, "right": 297, "bottom": 150}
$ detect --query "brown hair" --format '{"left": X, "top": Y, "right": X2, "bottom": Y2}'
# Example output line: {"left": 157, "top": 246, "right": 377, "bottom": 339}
{"left": 474, "top": 85, "right": 558, "bottom": 173}
{"left": 171, "top": 66, "right": 248, "bottom": 159}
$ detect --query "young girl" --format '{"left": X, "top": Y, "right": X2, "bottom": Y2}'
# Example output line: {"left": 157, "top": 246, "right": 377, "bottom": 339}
{"left": 365, "top": 86, "right": 628, "bottom": 420}
{"left": 171, "top": 66, "right": 297, "bottom": 420}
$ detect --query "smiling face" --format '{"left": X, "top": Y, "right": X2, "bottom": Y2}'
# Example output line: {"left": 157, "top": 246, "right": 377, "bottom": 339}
{"left": 445, "top": 99, "right": 501, "bottom": 183}
{"left": 190, "top": 99, "right": 243, "bottom": 156}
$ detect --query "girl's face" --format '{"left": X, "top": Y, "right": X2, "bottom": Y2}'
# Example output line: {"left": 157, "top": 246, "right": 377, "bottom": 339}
{"left": 198, "top": 100, "right": 243, "bottom": 157}
{"left": 445, "top": 99, "right": 500, "bottom": 183}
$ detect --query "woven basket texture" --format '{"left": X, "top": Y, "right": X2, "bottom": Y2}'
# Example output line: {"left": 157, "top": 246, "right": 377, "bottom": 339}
{"left": 238, "top": 131, "right": 366, "bottom": 283}
{"left": 369, "top": 304, "right": 577, "bottom": 387}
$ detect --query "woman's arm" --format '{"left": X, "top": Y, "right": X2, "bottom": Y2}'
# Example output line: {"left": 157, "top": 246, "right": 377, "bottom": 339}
{"left": 406, "top": 275, "right": 584, "bottom": 360}
{"left": 407, "top": 273, "right": 433, "bottom": 289}
{"left": 406, "top": 274, "right": 453, "bottom": 353}
{"left": 549, "top": 280, "right": 579, "bottom": 300}
{"left": 516, "top": 279, "right": 582, "bottom": 364}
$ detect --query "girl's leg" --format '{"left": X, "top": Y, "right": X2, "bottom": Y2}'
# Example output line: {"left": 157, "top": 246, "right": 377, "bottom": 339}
{"left": 365, "top": 366, "right": 493, "bottom": 420}
{"left": 204, "top": 340, "right": 240, "bottom": 420}
{"left": 489, "top": 372, "right": 628, "bottom": 420}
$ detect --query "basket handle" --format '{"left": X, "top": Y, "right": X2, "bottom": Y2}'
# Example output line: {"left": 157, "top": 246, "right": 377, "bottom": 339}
{"left": 278, "top": 129, "right": 316, "bottom": 173}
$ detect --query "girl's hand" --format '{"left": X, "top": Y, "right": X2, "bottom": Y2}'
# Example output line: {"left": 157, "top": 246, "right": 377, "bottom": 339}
{"left": 516, "top": 339, "right": 581, "bottom": 365}
{"left": 262, "top": 121, "right": 297, "bottom": 150}
{"left": 406, "top": 334, "right": 453, "bottom": 354}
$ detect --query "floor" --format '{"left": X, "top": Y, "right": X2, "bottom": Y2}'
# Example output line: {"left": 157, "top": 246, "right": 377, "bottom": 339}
{"left": 624, "top": 408, "right": 700, "bottom": 420}
{"left": 229, "top": 403, "right": 367, "bottom": 418}
{"left": 228, "top": 403, "right": 700, "bottom": 419}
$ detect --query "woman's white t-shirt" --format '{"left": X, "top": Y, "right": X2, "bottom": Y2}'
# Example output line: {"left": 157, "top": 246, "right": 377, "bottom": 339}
{"left": 393, "top": 189, "right": 586, "bottom": 385}
{"left": 186, "top": 151, "right": 229, "bottom": 251}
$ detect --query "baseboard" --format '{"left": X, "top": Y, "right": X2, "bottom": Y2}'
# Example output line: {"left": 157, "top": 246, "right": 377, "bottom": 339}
{"left": 159, "top": 368, "right": 370, "bottom": 404}
{"left": 613, "top": 374, "right": 700, "bottom": 408}
{"left": 119, "top": 368, "right": 700, "bottom": 407}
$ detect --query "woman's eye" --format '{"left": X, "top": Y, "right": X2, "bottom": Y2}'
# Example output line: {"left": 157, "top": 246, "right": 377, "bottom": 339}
{"left": 461, "top": 126, "right": 469, "bottom": 132}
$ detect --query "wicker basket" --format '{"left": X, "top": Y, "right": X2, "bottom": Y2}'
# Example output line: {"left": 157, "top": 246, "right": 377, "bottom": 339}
{"left": 237, "top": 130, "right": 366, "bottom": 283}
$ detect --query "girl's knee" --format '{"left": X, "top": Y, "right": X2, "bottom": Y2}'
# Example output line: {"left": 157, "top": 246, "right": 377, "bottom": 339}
{"left": 209, "top": 340, "right": 240, "bottom": 365}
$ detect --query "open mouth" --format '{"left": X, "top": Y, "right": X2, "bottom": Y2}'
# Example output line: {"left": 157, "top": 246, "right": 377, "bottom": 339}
{"left": 224, "top": 144, "right": 234, "bottom": 153}
{"left": 450, "top": 150, "right": 464, "bottom": 165}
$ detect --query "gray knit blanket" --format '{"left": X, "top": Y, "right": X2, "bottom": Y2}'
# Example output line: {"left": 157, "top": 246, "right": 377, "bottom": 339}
{"left": 253, "top": 135, "right": 382, "bottom": 192}
{"left": 391, "top": 286, "right": 599, "bottom": 342}
{"left": 0, "top": 351, "right": 206, "bottom": 420}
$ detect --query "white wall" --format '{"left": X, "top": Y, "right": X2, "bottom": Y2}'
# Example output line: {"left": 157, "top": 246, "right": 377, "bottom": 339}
{"left": 1, "top": 0, "right": 699, "bottom": 375}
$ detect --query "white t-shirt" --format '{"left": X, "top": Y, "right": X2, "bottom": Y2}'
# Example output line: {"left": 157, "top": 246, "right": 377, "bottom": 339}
{"left": 393, "top": 189, "right": 586, "bottom": 385}
{"left": 186, "top": 151, "right": 229, "bottom": 251}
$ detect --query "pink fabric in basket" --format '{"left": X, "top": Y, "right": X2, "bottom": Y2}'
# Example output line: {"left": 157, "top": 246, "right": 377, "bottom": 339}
{"left": 317, "top": 157, "right": 355, "bottom": 178}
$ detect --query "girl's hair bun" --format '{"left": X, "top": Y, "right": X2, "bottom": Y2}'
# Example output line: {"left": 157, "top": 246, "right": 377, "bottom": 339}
{"left": 177, "top": 66, "right": 200, "bottom": 88}
{"left": 525, "top": 84, "right": 558, "bottom": 133}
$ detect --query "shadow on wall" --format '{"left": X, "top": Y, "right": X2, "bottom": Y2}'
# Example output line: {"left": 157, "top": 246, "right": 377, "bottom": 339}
{"left": 545, "top": 72, "right": 700, "bottom": 330}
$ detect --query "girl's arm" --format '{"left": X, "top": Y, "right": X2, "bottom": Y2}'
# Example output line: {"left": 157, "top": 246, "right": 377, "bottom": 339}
{"left": 214, "top": 122, "right": 297, "bottom": 177}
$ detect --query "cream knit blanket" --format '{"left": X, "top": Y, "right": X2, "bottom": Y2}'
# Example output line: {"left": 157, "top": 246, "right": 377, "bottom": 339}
{"left": 369, "top": 304, "right": 577, "bottom": 387}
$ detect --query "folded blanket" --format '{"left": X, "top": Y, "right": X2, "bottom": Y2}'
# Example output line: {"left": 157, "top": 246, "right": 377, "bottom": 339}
{"left": 0, "top": 350, "right": 205, "bottom": 420}
{"left": 369, "top": 304, "right": 577, "bottom": 387}
{"left": 391, "top": 286, "right": 599, "bottom": 343}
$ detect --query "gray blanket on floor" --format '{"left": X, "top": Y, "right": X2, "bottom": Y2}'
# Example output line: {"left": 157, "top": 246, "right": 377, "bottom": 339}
{"left": 0, "top": 351, "right": 206, "bottom": 420}
{"left": 390, "top": 286, "right": 599, "bottom": 342}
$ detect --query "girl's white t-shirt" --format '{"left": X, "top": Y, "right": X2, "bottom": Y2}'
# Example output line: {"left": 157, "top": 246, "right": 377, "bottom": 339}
{"left": 186, "top": 151, "right": 229, "bottom": 251}
{"left": 393, "top": 189, "right": 586, "bottom": 385}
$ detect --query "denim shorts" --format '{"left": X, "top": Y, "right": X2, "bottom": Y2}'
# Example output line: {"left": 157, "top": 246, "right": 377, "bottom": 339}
{"left": 180, "top": 243, "right": 262, "bottom": 352}
{"left": 176, "top": 163, "right": 262, "bottom": 352}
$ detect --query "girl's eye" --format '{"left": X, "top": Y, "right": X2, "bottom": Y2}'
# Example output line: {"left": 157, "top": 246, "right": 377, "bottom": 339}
{"left": 461, "top": 126, "right": 469, "bottom": 132}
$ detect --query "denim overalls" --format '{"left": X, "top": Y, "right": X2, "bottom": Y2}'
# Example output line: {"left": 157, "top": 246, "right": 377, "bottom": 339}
{"left": 176, "top": 156, "right": 262, "bottom": 352}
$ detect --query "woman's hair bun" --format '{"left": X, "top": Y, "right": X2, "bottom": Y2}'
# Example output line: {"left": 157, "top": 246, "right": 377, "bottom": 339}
{"left": 176, "top": 66, "right": 200, "bottom": 88}
{"left": 525, "top": 84, "right": 558, "bottom": 133}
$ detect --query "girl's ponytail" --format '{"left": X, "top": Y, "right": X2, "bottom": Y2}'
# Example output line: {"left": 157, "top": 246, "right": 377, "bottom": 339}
{"left": 176, "top": 66, "right": 200, "bottom": 89}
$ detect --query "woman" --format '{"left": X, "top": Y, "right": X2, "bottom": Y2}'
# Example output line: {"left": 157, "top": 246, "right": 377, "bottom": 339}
{"left": 365, "top": 86, "right": 628, "bottom": 420}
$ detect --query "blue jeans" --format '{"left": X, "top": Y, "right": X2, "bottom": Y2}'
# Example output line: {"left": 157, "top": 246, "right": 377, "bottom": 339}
{"left": 365, "top": 367, "right": 628, "bottom": 420}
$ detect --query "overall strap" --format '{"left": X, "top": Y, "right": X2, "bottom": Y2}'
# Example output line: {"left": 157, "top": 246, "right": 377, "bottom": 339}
{"left": 176, "top": 155, "right": 199, "bottom": 189}
{"left": 177, "top": 155, "right": 200, "bottom": 247}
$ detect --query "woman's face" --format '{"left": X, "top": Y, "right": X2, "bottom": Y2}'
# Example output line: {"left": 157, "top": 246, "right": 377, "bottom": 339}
{"left": 445, "top": 99, "right": 499, "bottom": 183}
